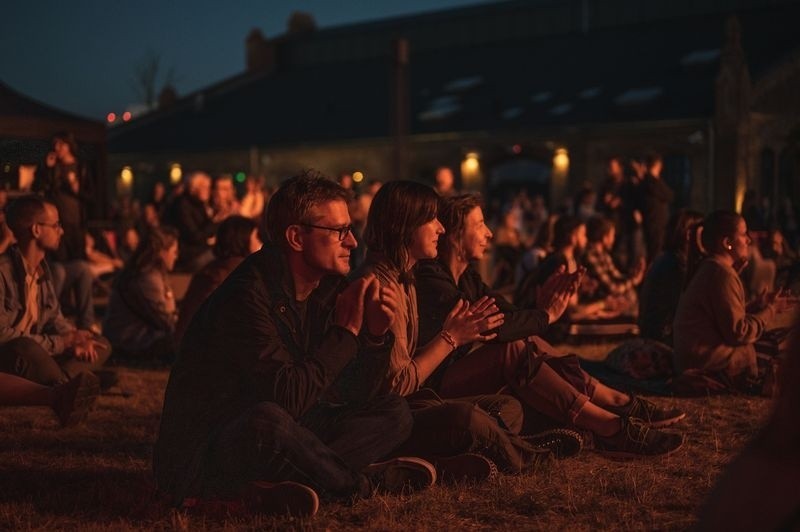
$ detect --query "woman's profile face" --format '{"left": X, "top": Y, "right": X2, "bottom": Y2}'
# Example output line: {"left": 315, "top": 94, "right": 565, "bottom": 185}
{"left": 460, "top": 207, "right": 493, "bottom": 261}
{"left": 409, "top": 217, "right": 445, "bottom": 261}
{"left": 727, "top": 218, "right": 751, "bottom": 264}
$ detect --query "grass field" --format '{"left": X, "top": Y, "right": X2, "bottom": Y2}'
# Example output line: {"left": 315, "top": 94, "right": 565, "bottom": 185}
{"left": 0, "top": 342, "right": 772, "bottom": 531}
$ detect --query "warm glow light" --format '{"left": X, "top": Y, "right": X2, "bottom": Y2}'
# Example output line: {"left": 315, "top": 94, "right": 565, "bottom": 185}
{"left": 169, "top": 164, "right": 182, "bottom": 184}
{"left": 106, "top": 112, "right": 116, "bottom": 123}
{"left": 120, "top": 166, "right": 133, "bottom": 185}
{"left": 352, "top": 171, "right": 364, "bottom": 183}
{"left": 463, "top": 153, "right": 480, "bottom": 173}
{"left": 122, "top": 111, "right": 132, "bottom": 122}
{"left": 735, "top": 181, "right": 746, "bottom": 213}
{"left": 553, "top": 148, "right": 570, "bottom": 172}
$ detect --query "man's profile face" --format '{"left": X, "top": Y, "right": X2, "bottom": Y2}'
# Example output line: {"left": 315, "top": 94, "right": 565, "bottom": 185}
{"left": 300, "top": 199, "right": 357, "bottom": 277}
{"left": 35, "top": 204, "right": 64, "bottom": 251}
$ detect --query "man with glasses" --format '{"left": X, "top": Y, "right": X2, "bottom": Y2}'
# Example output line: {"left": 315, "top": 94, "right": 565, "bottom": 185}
{"left": 0, "top": 196, "right": 110, "bottom": 399}
{"left": 155, "top": 172, "right": 435, "bottom": 518}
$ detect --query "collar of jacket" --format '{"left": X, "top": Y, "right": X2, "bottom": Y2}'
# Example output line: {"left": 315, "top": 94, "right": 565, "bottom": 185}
{"left": 9, "top": 245, "right": 52, "bottom": 285}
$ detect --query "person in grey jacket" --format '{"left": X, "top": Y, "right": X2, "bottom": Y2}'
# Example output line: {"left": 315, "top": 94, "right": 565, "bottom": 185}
{"left": 0, "top": 195, "right": 109, "bottom": 386}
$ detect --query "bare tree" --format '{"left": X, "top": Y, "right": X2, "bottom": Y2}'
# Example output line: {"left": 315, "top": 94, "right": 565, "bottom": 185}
{"left": 131, "top": 50, "right": 177, "bottom": 109}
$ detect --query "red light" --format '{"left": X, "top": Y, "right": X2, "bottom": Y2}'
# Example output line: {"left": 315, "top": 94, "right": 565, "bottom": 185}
{"left": 106, "top": 112, "right": 116, "bottom": 123}
{"left": 122, "top": 111, "right": 132, "bottom": 122}
{"left": 512, "top": 144, "right": 522, "bottom": 154}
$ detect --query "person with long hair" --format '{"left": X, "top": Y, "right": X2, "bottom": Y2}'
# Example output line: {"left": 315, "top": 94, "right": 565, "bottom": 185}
{"left": 103, "top": 226, "right": 180, "bottom": 361}
{"left": 638, "top": 208, "right": 704, "bottom": 345}
{"left": 345, "top": 181, "right": 559, "bottom": 478}
{"left": 174, "top": 216, "right": 262, "bottom": 344}
{"left": 673, "top": 210, "right": 795, "bottom": 393}
{"left": 416, "top": 193, "right": 685, "bottom": 458}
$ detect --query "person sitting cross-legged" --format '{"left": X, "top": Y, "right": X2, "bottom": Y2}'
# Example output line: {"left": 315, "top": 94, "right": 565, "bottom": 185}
{"left": 343, "top": 181, "right": 556, "bottom": 478}
{"left": 0, "top": 196, "right": 111, "bottom": 390}
{"left": 154, "top": 173, "right": 435, "bottom": 519}
{"left": 416, "top": 194, "right": 685, "bottom": 458}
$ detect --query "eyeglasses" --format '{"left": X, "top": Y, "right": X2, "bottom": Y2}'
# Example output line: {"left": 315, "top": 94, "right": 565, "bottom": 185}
{"left": 300, "top": 223, "right": 353, "bottom": 241}
{"left": 35, "top": 220, "right": 62, "bottom": 229}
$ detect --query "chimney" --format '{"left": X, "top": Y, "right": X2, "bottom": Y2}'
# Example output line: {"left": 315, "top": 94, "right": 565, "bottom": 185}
{"left": 246, "top": 29, "right": 275, "bottom": 73}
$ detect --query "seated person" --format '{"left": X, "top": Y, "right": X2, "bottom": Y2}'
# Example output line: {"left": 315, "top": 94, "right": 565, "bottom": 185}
{"left": 84, "top": 231, "right": 124, "bottom": 279}
{"left": 175, "top": 216, "right": 262, "bottom": 344}
{"left": 515, "top": 216, "right": 623, "bottom": 342}
{"left": 348, "top": 181, "right": 556, "bottom": 476}
{"left": 154, "top": 173, "right": 434, "bottom": 518}
{"left": 0, "top": 196, "right": 111, "bottom": 386}
{"left": 638, "top": 209, "right": 704, "bottom": 345}
{"left": 416, "top": 194, "right": 685, "bottom": 458}
{"left": 583, "top": 216, "right": 644, "bottom": 317}
{"left": 165, "top": 172, "right": 218, "bottom": 272}
{"left": 673, "top": 211, "right": 795, "bottom": 394}
{"left": 0, "top": 371, "right": 99, "bottom": 427}
{"left": 103, "top": 227, "right": 180, "bottom": 362}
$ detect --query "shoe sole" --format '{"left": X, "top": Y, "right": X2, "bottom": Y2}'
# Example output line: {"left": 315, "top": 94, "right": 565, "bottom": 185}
{"left": 365, "top": 457, "right": 437, "bottom": 494}
{"left": 641, "top": 412, "right": 687, "bottom": 429}
{"left": 593, "top": 436, "right": 685, "bottom": 460}
{"left": 523, "top": 428, "right": 584, "bottom": 459}
{"left": 244, "top": 481, "right": 319, "bottom": 518}
{"left": 434, "top": 453, "right": 498, "bottom": 484}
{"left": 58, "top": 373, "right": 100, "bottom": 427}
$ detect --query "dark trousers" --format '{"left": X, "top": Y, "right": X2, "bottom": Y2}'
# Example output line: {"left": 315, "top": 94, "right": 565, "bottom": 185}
{"left": 203, "top": 394, "right": 413, "bottom": 500}
{"left": 51, "top": 260, "right": 96, "bottom": 329}
{"left": 394, "top": 389, "right": 541, "bottom": 474}
{"left": 0, "top": 336, "right": 111, "bottom": 385}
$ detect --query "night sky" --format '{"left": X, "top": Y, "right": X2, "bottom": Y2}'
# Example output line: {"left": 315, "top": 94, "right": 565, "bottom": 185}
{"left": 2, "top": 0, "right": 489, "bottom": 121}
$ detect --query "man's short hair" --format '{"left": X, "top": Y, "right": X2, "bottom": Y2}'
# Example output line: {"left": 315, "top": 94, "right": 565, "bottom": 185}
{"left": 6, "top": 195, "right": 48, "bottom": 240}
{"left": 586, "top": 216, "right": 615, "bottom": 244}
{"left": 266, "top": 170, "right": 348, "bottom": 247}
{"left": 552, "top": 215, "right": 584, "bottom": 249}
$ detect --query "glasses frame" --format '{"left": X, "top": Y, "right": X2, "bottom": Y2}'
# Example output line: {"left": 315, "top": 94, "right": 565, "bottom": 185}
{"left": 299, "top": 223, "right": 353, "bottom": 241}
{"left": 35, "top": 220, "right": 62, "bottom": 229}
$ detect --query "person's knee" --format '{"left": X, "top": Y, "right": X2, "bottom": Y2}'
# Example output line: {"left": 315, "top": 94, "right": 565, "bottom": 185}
{"left": 0, "top": 338, "right": 64, "bottom": 385}
{"left": 371, "top": 394, "right": 413, "bottom": 441}
{"left": 246, "top": 402, "right": 296, "bottom": 442}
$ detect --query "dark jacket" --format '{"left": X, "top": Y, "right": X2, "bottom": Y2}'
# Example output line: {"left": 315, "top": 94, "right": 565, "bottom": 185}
{"left": 153, "top": 244, "right": 378, "bottom": 504}
{"left": 174, "top": 256, "right": 244, "bottom": 344}
{"left": 416, "top": 259, "right": 549, "bottom": 386}
{"left": 166, "top": 194, "right": 217, "bottom": 267}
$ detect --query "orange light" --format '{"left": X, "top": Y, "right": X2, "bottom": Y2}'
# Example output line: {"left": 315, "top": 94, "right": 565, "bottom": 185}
{"left": 122, "top": 111, "right": 132, "bottom": 122}
{"left": 106, "top": 112, "right": 116, "bottom": 123}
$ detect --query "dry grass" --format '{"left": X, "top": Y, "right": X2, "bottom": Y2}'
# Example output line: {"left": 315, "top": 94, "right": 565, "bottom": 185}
{"left": 0, "top": 343, "right": 772, "bottom": 531}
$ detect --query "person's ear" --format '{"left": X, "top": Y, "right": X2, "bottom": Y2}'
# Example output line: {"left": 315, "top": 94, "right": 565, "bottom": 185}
{"left": 723, "top": 237, "right": 732, "bottom": 251}
{"left": 30, "top": 222, "right": 41, "bottom": 239}
{"left": 285, "top": 225, "right": 304, "bottom": 252}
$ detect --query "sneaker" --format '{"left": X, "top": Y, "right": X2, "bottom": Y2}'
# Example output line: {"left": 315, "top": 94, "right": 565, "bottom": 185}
{"left": 52, "top": 372, "right": 100, "bottom": 427}
{"left": 242, "top": 481, "right": 319, "bottom": 518}
{"left": 523, "top": 428, "right": 584, "bottom": 459}
{"left": 593, "top": 417, "right": 684, "bottom": 459}
{"left": 432, "top": 453, "right": 498, "bottom": 484}
{"left": 363, "top": 457, "right": 437, "bottom": 494}
{"left": 606, "top": 395, "right": 686, "bottom": 428}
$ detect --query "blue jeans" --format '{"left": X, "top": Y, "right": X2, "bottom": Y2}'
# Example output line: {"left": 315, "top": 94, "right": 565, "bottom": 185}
{"left": 203, "top": 394, "right": 413, "bottom": 499}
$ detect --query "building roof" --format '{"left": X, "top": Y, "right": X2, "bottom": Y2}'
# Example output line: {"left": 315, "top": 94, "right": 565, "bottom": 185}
{"left": 109, "top": 0, "right": 800, "bottom": 154}
{"left": 0, "top": 81, "right": 106, "bottom": 143}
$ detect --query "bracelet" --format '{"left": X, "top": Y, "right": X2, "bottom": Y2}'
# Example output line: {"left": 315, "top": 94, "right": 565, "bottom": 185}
{"left": 440, "top": 330, "right": 458, "bottom": 350}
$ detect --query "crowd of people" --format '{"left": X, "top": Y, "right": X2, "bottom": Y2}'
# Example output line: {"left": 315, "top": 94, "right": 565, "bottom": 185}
{"left": 0, "top": 133, "right": 798, "bottom": 518}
